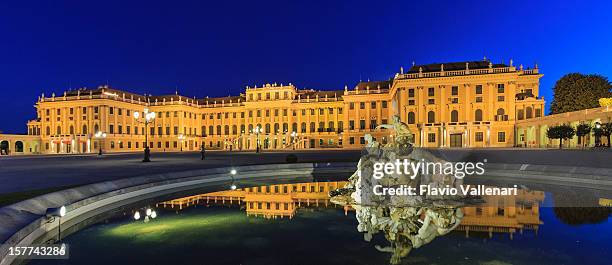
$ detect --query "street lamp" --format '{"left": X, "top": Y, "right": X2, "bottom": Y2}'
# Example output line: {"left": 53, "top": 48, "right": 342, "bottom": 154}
{"left": 253, "top": 125, "right": 263, "bottom": 153}
{"left": 133, "top": 108, "right": 156, "bottom": 162}
{"left": 46, "top": 206, "right": 67, "bottom": 241}
{"left": 94, "top": 131, "right": 107, "bottom": 155}
{"left": 291, "top": 131, "right": 297, "bottom": 150}
{"left": 178, "top": 134, "right": 186, "bottom": 152}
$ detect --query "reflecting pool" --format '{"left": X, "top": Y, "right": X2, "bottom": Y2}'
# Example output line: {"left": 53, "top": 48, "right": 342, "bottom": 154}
{"left": 30, "top": 181, "right": 612, "bottom": 265}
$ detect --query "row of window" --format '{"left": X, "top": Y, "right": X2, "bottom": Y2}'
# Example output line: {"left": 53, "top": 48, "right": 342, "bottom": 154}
{"left": 406, "top": 84, "right": 509, "bottom": 98}
{"left": 348, "top": 101, "right": 388, "bottom": 110}
{"left": 405, "top": 109, "right": 504, "bottom": 124}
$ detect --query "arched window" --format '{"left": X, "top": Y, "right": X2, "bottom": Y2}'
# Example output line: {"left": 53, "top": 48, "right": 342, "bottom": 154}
{"left": 201, "top": 126, "right": 206, "bottom": 136}
{"left": 94, "top": 124, "right": 99, "bottom": 133}
{"left": 282, "top": 123, "right": 288, "bottom": 132}
{"left": 407, "top": 112, "right": 415, "bottom": 124}
{"left": 248, "top": 124, "right": 253, "bottom": 133}
{"left": 46, "top": 126, "right": 50, "bottom": 135}
{"left": 82, "top": 125, "right": 88, "bottom": 134}
{"left": 310, "top": 122, "right": 316, "bottom": 132}
{"left": 232, "top": 125, "right": 237, "bottom": 135}
{"left": 216, "top": 125, "right": 221, "bottom": 135}
{"left": 15, "top": 141, "right": 24, "bottom": 152}
{"left": 427, "top": 111, "right": 435, "bottom": 123}
{"left": 319, "top": 122, "right": 325, "bottom": 131}
{"left": 328, "top": 121, "right": 334, "bottom": 130}
{"left": 69, "top": 125, "right": 74, "bottom": 135}
{"left": 274, "top": 123, "right": 279, "bottom": 133}
{"left": 224, "top": 125, "right": 230, "bottom": 135}
{"left": 292, "top": 123, "right": 298, "bottom": 133}
{"left": 240, "top": 125, "right": 245, "bottom": 134}
{"left": 209, "top": 126, "right": 214, "bottom": 135}
{"left": 475, "top": 109, "right": 483, "bottom": 121}
{"left": 56, "top": 126, "right": 61, "bottom": 135}
{"left": 526, "top": 107, "right": 533, "bottom": 119}
{"left": 301, "top": 123, "right": 307, "bottom": 133}
{"left": 450, "top": 110, "right": 458, "bottom": 123}
{"left": 497, "top": 108, "right": 505, "bottom": 115}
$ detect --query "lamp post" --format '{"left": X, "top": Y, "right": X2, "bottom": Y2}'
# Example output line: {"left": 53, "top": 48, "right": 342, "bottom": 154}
{"left": 133, "top": 108, "right": 156, "bottom": 162}
{"left": 291, "top": 131, "right": 297, "bottom": 150}
{"left": 253, "top": 125, "right": 263, "bottom": 153}
{"left": 595, "top": 121, "right": 602, "bottom": 147}
{"left": 178, "top": 134, "right": 186, "bottom": 152}
{"left": 46, "top": 206, "right": 67, "bottom": 241}
{"left": 94, "top": 131, "right": 107, "bottom": 155}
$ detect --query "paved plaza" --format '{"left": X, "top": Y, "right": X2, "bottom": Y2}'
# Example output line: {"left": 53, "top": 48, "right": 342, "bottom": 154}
{"left": 1, "top": 149, "right": 611, "bottom": 194}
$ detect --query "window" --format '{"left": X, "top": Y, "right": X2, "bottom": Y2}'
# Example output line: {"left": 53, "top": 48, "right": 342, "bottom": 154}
{"left": 382, "top": 101, "right": 388, "bottom": 108}
{"left": 427, "top": 111, "right": 435, "bottom": 123}
{"left": 428, "top": 87, "right": 435, "bottom": 97}
{"left": 359, "top": 102, "right": 365, "bottom": 109}
{"left": 371, "top": 102, "right": 376, "bottom": 109}
{"left": 407, "top": 112, "right": 415, "bottom": 124}
{"left": 497, "top": 96, "right": 505, "bottom": 102}
{"left": 349, "top": 102, "right": 355, "bottom": 110}
{"left": 475, "top": 132, "right": 484, "bottom": 142}
{"left": 428, "top": 133, "right": 436, "bottom": 143}
{"left": 476, "top": 96, "right": 483, "bottom": 103}
{"left": 475, "top": 109, "right": 483, "bottom": 121}
{"left": 359, "top": 120, "right": 366, "bottom": 130}
{"left": 349, "top": 137, "right": 355, "bottom": 144}
{"left": 450, "top": 110, "right": 458, "bottom": 122}
{"left": 451, "top": 86, "right": 458, "bottom": 95}
{"left": 359, "top": 137, "right": 365, "bottom": 145}
{"left": 408, "top": 88, "right": 415, "bottom": 97}
{"left": 451, "top": 98, "right": 459, "bottom": 104}
{"left": 475, "top": 85, "right": 483, "bottom": 94}
{"left": 497, "top": 84, "right": 505, "bottom": 93}
{"left": 526, "top": 107, "right": 533, "bottom": 119}
{"left": 498, "top": 132, "right": 506, "bottom": 142}
{"left": 409, "top": 99, "right": 415, "bottom": 105}
{"left": 370, "top": 120, "right": 377, "bottom": 129}
{"left": 428, "top": 99, "right": 435, "bottom": 104}
{"left": 517, "top": 109, "right": 524, "bottom": 120}
{"left": 535, "top": 108, "right": 542, "bottom": 117}
{"left": 349, "top": 120, "right": 355, "bottom": 130}
{"left": 109, "top": 107, "right": 114, "bottom": 115}
{"left": 109, "top": 125, "right": 114, "bottom": 134}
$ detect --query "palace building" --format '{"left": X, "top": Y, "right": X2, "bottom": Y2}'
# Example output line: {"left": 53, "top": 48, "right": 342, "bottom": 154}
{"left": 1, "top": 59, "right": 546, "bottom": 154}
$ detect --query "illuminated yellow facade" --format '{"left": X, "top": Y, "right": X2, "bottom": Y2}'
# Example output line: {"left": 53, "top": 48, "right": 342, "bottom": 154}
{"left": 8, "top": 59, "right": 545, "bottom": 154}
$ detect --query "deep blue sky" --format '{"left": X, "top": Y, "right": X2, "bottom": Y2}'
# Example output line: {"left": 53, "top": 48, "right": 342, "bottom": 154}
{"left": 1, "top": 0, "right": 611, "bottom": 134}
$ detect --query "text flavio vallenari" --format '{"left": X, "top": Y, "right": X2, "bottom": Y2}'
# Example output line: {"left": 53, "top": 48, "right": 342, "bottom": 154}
{"left": 373, "top": 184, "right": 518, "bottom": 196}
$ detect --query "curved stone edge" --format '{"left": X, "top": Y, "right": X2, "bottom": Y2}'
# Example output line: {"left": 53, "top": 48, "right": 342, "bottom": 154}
{"left": 0, "top": 162, "right": 355, "bottom": 265}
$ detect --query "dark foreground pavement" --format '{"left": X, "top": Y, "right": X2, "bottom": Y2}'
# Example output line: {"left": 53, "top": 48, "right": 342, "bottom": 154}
{"left": 1, "top": 148, "right": 611, "bottom": 194}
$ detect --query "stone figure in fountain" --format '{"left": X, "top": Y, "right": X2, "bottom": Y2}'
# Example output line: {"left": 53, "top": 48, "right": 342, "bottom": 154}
{"left": 330, "top": 114, "right": 470, "bottom": 264}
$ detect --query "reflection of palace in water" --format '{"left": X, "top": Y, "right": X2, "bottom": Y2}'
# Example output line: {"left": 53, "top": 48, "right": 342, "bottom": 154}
{"left": 457, "top": 189, "right": 544, "bottom": 239}
{"left": 159, "top": 182, "right": 544, "bottom": 239}
{"left": 158, "top": 182, "right": 349, "bottom": 219}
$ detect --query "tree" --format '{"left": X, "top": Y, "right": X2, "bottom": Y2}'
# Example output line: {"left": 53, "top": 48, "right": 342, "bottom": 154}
{"left": 546, "top": 125, "right": 575, "bottom": 149}
{"left": 550, "top": 73, "right": 612, "bottom": 114}
{"left": 575, "top": 123, "right": 591, "bottom": 147}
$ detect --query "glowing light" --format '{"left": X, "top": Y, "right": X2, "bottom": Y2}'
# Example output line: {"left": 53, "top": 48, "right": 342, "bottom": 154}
{"left": 230, "top": 184, "right": 237, "bottom": 190}
{"left": 230, "top": 169, "right": 237, "bottom": 175}
{"left": 134, "top": 211, "right": 141, "bottom": 220}
{"left": 151, "top": 211, "right": 157, "bottom": 219}
{"left": 59, "top": 206, "right": 66, "bottom": 217}
{"left": 146, "top": 208, "right": 152, "bottom": 216}
{"left": 133, "top": 111, "right": 140, "bottom": 119}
